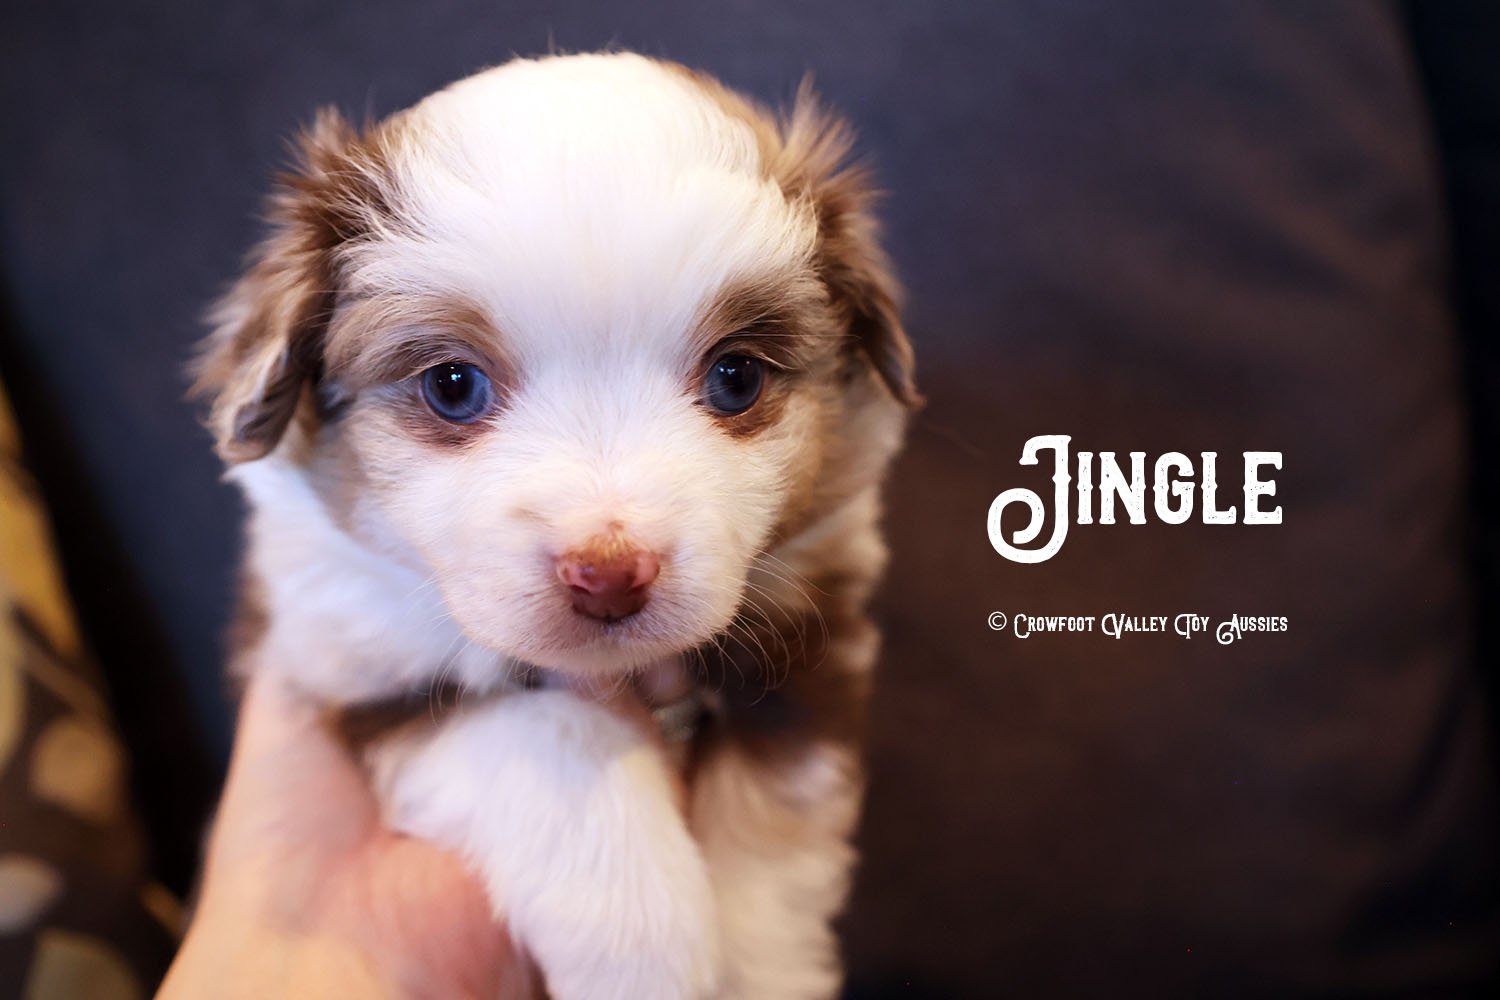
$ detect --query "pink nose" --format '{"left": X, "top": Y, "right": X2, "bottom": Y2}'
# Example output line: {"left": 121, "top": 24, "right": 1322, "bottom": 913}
{"left": 556, "top": 541, "right": 661, "bottom": 623}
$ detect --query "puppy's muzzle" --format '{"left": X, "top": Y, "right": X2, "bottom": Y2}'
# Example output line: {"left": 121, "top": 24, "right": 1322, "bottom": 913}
{"left": 556, "top": 536, "right": 661, "bottom": 623}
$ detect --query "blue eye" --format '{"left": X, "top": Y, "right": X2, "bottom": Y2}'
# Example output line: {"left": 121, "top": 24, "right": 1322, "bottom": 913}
{"left": 704, "top": 354, "right": 765, "bottom": 415}
{"left": 421, "top": 363, "right": 493, "bottom": 423}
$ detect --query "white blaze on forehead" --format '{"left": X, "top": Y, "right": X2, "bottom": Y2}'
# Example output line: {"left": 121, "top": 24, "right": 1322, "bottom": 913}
{"left": 348, "top": 52, "right": 817, "bottom": 369}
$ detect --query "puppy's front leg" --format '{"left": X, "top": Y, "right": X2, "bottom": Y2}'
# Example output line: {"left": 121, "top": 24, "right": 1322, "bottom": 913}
{"left": 369, "top": 690, "right": 720, "bottom": 1000}
{"left": 690, "top": 596, "right": 877, "bottom": 1000}
{"left": 691, "top": 738, "right": 862, "bottom": 1000}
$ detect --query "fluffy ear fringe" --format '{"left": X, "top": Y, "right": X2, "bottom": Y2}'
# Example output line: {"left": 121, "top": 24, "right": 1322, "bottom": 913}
{"left": 189, "top": 108, "right": 387, "bottom": 462}
{"left": 774, "top": 80, "right": 922, "bottom": 410}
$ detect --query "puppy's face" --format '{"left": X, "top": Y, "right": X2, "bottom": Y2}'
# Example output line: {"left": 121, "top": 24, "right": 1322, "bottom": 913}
{"left": 198, "top": 54, "right": 916, "bottom": 679}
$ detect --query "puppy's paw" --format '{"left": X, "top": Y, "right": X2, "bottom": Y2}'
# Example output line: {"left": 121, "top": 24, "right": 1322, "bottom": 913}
{"left": 370, "top": 689, "right": 719, "bottom": 1000}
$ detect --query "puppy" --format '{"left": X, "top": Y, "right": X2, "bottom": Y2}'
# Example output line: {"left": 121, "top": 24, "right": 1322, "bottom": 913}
{"left": 195, "top": 52, "right": 916, "bottom": 1000}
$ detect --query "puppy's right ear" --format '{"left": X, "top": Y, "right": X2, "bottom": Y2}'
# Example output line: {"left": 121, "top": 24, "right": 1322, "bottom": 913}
{"left": 191, "top": 108, "right": 388, "bottom": 463}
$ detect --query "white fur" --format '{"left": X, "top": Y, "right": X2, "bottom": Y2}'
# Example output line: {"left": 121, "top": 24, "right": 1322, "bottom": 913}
{"left": 369, "top": 691, "right": 719, "bottom": 1000}
{"left": 232, "top": 455, "right": 512, "bottom": 703}
{"left": 224, "top": 53, "right": 896, "bottom": 1000}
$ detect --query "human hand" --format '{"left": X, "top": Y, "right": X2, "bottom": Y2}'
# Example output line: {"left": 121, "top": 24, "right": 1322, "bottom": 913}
{"left": 157, "top": 670, "right": 537, "bottom": 1000}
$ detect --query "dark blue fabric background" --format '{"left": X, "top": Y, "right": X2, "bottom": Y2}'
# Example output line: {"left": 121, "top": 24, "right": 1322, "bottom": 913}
{"left": 3, "top": 1, "right": 1498, "bottom": 995}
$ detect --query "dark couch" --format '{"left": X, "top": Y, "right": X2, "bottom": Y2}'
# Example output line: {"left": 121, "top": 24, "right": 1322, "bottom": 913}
{"left": 2, "top": 1, "right": 1496, "bottom": 995}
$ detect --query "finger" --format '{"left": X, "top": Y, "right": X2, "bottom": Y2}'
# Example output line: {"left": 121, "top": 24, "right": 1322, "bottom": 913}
{"left": 206, "top": 671, "right": 377, "bottom": 870}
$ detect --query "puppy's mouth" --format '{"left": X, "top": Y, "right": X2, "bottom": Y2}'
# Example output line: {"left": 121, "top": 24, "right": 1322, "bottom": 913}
{"left": 438, "top": 547, "right": 745, "bottom": 677}
{"left": 501, "top": 591, "right": 725, "bottom": 677}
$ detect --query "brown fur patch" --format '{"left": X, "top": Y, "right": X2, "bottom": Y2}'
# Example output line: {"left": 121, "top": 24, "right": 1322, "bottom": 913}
{"left": 328, "top": 682, "right": 470, "bottom": 751}
{"left": 691, "top": 276, "right": 828, "bottom": 372}
{"left": 320, "top": 296, "right": 518, "bottom": 450}
{"left": 689, "top": 570, "right": 873, "bottom": 771}
{"left": 691, "top": 273, "right": 838, "bottom": 441}
{"left": 565, "top": 527, "right": 646, "bottom": 566}
{"left": 190, "top": 109, "right": 405, "bottom": 462}
{"left": 324, "top": 297, "right": 515, "bottom": 395}
{"left": 771, "top": 88, "right": 921, "bottom": 410}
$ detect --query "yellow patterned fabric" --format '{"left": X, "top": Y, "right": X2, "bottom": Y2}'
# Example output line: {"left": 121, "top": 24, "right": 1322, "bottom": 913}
{"left": 0, "top": 383, "right": 177, "bottom": 998}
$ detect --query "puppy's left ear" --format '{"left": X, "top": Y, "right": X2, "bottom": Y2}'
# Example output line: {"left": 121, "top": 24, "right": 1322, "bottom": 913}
{"left": 776, "top": 84, "right": 922, "bottom": 409}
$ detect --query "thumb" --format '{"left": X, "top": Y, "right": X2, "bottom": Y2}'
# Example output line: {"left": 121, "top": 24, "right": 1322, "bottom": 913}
{"left": 202, "top": 671, "right": 377, "bottom": 881}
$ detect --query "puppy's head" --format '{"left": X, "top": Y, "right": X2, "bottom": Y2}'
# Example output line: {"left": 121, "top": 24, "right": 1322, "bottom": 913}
{"left": 196, "top": 53, "right": 916, "bottom": 679}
